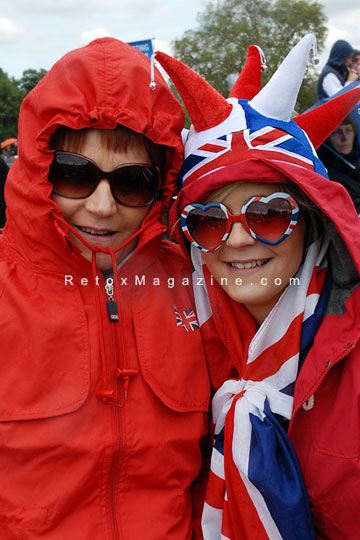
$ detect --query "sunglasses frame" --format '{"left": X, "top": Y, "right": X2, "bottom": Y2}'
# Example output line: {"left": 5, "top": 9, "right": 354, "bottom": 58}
{"left": 49, "top": 151, "right": 161, "bottom": 208}
{"left": 181, "top": 192, "right": 299, "bottom": 253}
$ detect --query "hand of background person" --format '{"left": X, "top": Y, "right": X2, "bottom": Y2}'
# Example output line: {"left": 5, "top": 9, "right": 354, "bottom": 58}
{"left": 347, "top": 66, "right": 360, "bottom": 82}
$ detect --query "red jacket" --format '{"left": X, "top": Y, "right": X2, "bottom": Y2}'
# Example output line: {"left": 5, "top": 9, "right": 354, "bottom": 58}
{"left": 0, "top": 38, "right": 210, "bottom": 539}
{"left": 172, "top": 158, "right": 360, "bottom": 539}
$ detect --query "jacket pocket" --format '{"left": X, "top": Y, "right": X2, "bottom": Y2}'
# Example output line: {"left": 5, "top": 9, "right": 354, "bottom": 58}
{"left": 132, "top": 286, "right": 210, "bottom": 413}
{"left": 0, "top": 270, "right": 90, "bottom": 421}
{"left": 309, "top": 354, "right": 360, "bottom": 458}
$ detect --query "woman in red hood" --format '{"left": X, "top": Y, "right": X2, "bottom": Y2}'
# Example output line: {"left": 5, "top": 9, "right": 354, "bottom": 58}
{"left": 155, "top": 35, "right": 360, "bottom": 539}
{"left": 0, "top": 38, "right": 210, "bottom": 539}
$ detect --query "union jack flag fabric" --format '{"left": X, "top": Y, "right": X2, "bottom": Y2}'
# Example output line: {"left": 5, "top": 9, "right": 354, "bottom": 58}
{"left": 190, "top": 235, "right": 330, "bottom": 539}
{"left": 179, "top": 98, "right": 328, "bottom": 189}
{"left": 173, "top": 305, "right": 199, "bottom": 332}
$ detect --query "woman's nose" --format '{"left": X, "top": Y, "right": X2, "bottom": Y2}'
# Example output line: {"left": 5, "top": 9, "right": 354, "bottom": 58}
{"left": 84, "top": 179, "right": 117, "bottom": 216}
{"left": 339, "top": 130, "right": 347, "bottom": 141}
{"left": 225, "top": 222, "right": 257, "bottom": 248}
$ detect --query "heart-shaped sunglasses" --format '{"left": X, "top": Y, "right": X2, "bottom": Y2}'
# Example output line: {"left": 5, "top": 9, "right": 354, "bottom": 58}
{"left": 181, "top": 192, "right": 299, "bottom": 252}
{"left": 49, "top": 151, "right": 161, "bottom": 207}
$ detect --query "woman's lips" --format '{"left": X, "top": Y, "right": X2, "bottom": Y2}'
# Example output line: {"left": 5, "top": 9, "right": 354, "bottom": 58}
{"left": 73, "top": 225, "right": 118, "bottom": 246}
{"left": 338, "top": 145, "right": 352, "bottom": 153}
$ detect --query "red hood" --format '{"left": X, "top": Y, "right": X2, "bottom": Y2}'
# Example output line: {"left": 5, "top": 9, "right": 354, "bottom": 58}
{"left": 2, "top": 38, "right": 184, "bottom": 275}
{"left": 169, "top": 158, "right": 360, "bottom": 275}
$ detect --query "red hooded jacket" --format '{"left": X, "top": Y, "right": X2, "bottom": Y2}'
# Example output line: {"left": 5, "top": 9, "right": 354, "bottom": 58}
{"left": 0, "top": 38, "right": 210, "bottom": 539}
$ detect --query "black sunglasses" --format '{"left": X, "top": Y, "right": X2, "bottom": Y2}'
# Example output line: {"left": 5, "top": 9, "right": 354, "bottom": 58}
{"left": 49, "top": 151, "right": 161, "bottom": 207}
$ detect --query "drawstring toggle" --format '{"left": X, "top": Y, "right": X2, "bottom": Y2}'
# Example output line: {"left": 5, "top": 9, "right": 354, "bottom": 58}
{"left": 97, "top": 388, "right": 115, "bottom": 402}
{"left": 115, "top": 367, "right": 138, "bottom": 400}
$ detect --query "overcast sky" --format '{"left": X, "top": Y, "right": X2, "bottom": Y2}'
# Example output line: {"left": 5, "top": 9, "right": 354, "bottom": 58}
{"left": 1, "top": 0, "right": 359, "bottom": 80}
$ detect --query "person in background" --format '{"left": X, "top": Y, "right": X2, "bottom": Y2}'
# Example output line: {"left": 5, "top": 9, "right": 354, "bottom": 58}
{"left": 318, "top": 115, "right": 360, "bottom": 213}
{"left": 317, "top": 39, "right": 359, "bottom": 99}
{"left": 0, "top": 38, "right": 210, "bottom": 539}
{"left": 351, "top": 49, "right": 360, "bottom": 75}
{"left": 154, "top": 35, "right": 360, "bottom": 539}
{"left": 0, "top": 155, "right": 9, "bottom": 228}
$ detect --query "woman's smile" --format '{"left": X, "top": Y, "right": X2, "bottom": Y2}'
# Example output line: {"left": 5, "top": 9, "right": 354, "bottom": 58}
{"left": 226, "top": 258, "right": 271, "bottom": 270}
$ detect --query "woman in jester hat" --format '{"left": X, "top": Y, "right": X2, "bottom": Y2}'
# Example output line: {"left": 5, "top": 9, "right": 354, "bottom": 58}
{"left": 152, "top": 34, "right": 360, "bottom": 539}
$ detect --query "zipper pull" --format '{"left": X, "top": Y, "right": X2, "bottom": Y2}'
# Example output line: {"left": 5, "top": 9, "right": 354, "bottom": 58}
{"left": 105, "top": 277, "right": 119, "bottom": 322}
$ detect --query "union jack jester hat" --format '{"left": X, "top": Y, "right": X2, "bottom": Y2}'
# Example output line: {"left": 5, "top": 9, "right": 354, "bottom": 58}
{"left": 150, "top": 34, "right": 360, "bottom": 222}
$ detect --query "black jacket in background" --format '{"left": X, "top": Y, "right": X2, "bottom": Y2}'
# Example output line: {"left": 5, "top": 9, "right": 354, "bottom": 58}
{"left": 317, "top": 40, "right": 353, "bottom": 100}
{"left": 317, "top": 144, "right": 360, "bottom": 213}
{"left": 0, "top": 157, "right": 9, "bottom": 229}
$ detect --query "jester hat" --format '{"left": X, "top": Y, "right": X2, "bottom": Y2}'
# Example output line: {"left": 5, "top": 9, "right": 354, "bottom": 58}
{"left": 151, "top": 34, "right": 360, "bottom": 231}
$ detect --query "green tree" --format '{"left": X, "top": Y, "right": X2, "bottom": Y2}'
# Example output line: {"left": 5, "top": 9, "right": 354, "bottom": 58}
{"left": 17, "top": 68, "right": 47, "bottom": 96}
{"left": 0, "top": 67, "right": 47, "bottom": 142}
{"left": 172, "top": 0, "right": 327, "bottom": 114}
{"left": 0, "top": 69, "right": 23, "bottom": 141}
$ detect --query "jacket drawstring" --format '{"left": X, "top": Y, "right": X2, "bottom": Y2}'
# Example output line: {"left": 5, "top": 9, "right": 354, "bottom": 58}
{"left": 92, "top": 250, "right": 115, "bottom": 402}
{"left": 53, "top": 212, "right": 161, "bottom": 405}
{"left": 109, "top": 248, "right": 138, "bottom": 402}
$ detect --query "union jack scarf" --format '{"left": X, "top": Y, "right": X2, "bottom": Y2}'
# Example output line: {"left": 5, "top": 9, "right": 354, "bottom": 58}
{"left": 191, "top": 235, "right": 330, "bottom": 540}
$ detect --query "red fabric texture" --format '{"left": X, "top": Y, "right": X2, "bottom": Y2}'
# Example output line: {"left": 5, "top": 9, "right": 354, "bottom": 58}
{"left": 295, "top": 86, "right": 360, "bottom": 148}
{"left": 228, "top": 46, "right": 262, "bottom": 100}
{"left": 155, "top": 51, "right": 232, "bottom": 132}
{"left": 289, "top": 286, "right": 360, "bottom": 539}
{"left": 0, "top": 38, "right": 210, "bottom": 539}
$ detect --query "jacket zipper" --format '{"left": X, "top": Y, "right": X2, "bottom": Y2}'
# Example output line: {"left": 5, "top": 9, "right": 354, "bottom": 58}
{"left": 110, "top": 324, "right": 123, "bottom": 540}
{"left": 289, "top": 339, "right": 357, "bottom": 429}
{"left": 105, "top": 277, "right": 124, "bottom": 540}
